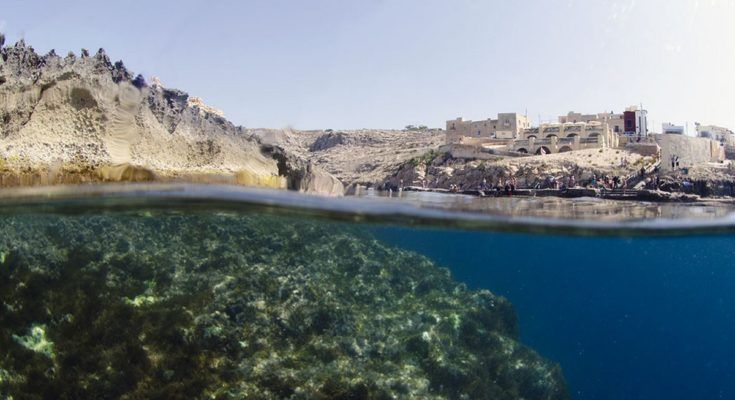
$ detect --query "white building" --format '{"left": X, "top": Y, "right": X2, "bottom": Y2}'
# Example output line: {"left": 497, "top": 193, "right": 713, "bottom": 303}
{"left": 662, "top": 123, "right": 685, "bottom": 135}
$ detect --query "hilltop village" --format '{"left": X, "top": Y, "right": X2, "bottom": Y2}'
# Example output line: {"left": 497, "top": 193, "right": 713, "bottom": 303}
{"left": 267, "top": 105, "right": 735, "bottom": 201}
{"left": 369, "top": 106, "right": 735, "bottom": 200}
{"left": 443, "top": 107, "right": 731, "bottom": 169}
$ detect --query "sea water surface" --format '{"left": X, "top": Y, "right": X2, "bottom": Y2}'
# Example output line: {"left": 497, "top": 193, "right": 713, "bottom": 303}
{"left": 1, "top": 184, "right": 734, "bottom": 399}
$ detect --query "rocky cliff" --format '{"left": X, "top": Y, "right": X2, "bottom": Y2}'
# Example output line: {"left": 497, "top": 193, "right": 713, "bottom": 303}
{"left": 0, "top": 37, "right": 342, "bottom": 195}
{"left": 259, "top": 128, "right": 445, "bottom": 188}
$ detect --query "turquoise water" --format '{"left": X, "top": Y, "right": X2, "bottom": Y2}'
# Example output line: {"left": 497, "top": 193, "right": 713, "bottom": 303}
{"left": 1, "top": 184, "right": 734, "bottom": 399}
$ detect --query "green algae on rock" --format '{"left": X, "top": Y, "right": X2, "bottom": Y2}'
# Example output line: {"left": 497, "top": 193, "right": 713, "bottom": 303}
{"left": 0, "top": 212, "right": 568, "bottom": 399}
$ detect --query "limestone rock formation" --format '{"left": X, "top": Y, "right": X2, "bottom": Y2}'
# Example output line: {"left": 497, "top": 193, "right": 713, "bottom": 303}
{"left": 263, "top": 144, "right": 345, "bottom": 196}
{"left": 268, "top": 128, "right": 446, "bottom": 187}
{"left": 0, "top": 40, "right": 342, "bottom": 195}
{"left": 382, "top": 148, "right": 658, "bottom": 191}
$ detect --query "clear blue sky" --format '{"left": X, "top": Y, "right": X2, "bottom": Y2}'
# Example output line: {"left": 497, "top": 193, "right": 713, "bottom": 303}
{"left": 2, "top": 0, "right": 734, "bottom": 131}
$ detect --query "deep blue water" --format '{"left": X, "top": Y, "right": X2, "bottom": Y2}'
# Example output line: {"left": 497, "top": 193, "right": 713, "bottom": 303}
{"left": 375, "top": 227, "right": 735, "bottom": 400}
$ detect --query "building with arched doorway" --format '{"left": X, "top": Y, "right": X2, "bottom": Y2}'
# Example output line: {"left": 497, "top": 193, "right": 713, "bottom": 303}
{"left": 444, "top": 107, "right": 633, "bottom": 155}
{"left": 511, "top": 121, "right": 617, "bottom": 155}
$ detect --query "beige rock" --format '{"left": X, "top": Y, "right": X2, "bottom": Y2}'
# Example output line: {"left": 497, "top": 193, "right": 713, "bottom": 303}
{"left": 0, "top": 41, "right": 343, "bottom": 195}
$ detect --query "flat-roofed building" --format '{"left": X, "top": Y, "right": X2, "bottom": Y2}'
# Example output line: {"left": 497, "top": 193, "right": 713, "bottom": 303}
{"left": 662, "top": 123, "right": 685, "bottom": 135}
{"left": 511, "top": 121, "right": 617, "bottom": 155}
{"left": 558, "top": 109, "right": 634, "bottom": 135}
{"left": 445, "top": 113, "right": 531, "bottom": 144}
{"left": 696, "top": 123, "right": 734, "bottom": 145}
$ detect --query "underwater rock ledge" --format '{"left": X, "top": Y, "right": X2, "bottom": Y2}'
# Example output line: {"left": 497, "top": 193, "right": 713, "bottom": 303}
{"left": 0, "top": 212, "right": 568, "bottom": 399}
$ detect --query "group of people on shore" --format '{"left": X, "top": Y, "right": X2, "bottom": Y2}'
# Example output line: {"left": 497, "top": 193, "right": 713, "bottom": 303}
{"left": 479, "top": 176, "right": 517, "bottom": 195}
{"left": 589, "top": 174, "right": 627, "bottom": 190}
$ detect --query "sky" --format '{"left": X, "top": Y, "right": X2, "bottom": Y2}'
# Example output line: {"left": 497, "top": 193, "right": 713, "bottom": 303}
{"left": 2, "top": 0, "right": 734, "bottom": 131}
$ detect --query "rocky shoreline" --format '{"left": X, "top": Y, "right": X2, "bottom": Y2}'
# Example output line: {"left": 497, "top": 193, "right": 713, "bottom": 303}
{"left": 401, "top": 185, "right": 711, "bottom": 203}
{"left": 379, "top": 147, "right": 735, "bottom": 202}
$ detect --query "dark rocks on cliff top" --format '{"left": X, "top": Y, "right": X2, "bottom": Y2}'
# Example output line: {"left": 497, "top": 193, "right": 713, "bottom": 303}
{"left": 92, "top": 48, "right": 113, "bottom": 75}
{"left": 309, "top": 131, "right": 348, "bottom": 152}
{"left": 146, "top": 87, "right": 189, "bottom": 134}
{"left": 0, "top": 34, "right": 5, "bottom": 48}
{"left": 132, "top": 73, "right": 147, "bottom": 89}
{"left": 112, "top": 60, "right": 133, "bottom": 84}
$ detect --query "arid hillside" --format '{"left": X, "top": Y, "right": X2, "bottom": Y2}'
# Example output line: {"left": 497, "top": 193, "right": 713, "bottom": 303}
{"left": 256, "top": 128, "right": 444, "bottom": 187}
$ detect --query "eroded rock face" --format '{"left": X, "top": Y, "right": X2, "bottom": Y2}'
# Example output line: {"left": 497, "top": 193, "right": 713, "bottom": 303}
{"left": 0, "top": 211, "right": 568, "bottom": 399}
{"left": 264, "top": 144, "right": 345, "bottom": 196}
{"left": 0, "top": 40, "right": 342, "bottom": 195}
{"left": 268, "top": 128, "right": 446, "bottom": 188}
{"left": 309, "top": 132, "right": 348, "bottom": 152}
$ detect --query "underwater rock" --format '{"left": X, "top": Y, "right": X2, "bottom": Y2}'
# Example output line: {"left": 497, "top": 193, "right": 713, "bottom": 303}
{"left": 0, "top": 213, "right": 568, "bottom": 399}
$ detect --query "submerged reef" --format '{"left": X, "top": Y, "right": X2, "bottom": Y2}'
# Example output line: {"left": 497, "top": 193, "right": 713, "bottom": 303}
{"left": 0, "top": 212, "right": 568, "bottom": 399}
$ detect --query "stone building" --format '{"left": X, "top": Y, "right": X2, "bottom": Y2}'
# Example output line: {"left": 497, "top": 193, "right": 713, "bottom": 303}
{"left": 559, "top": 111, "right": 625, "bottom": 134}
{"left": 559, "top": 106, "right": 649, "bottom": 136}
{"left": 696, "top": 123, "right": 735, "bottom": 145}
{"left": 445, "top": 113, "right": 532, "bottom": 144}
{"left": 511, "top": 121, "right": 618, "bottom": 155}
{"left": 445, "top": 106, "right": 643, "bottom": 156}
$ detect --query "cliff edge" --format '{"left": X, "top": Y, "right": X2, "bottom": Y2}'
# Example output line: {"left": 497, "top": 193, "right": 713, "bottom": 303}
{"left": 0, "top": 37, "right": 343, "bottom": 195}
